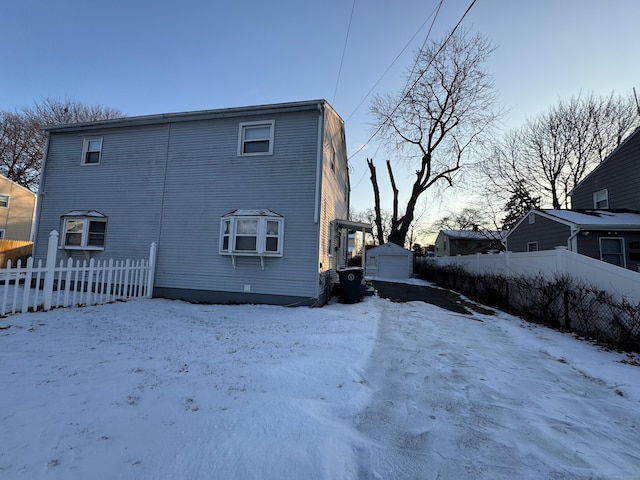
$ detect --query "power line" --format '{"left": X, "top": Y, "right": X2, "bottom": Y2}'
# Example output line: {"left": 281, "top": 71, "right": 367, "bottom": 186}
{"left": 332, "top": 0, "right": 357, "bottom": 104}
{"left": 400, "top": 0, "right": 444, "bottom": 100}
{"left": 344, "top": 2, "right": 442, "bottom": 124}
{"left": 348, "top": 0, "right": 477, "bottom": 161}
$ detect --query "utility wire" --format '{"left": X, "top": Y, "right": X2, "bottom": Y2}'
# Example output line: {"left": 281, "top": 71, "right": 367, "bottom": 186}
{"left": 399, "top": 0, "right": 444, "bottom": 100}
{"left": 332, "top": 0, "right": 357, "bottom": 104}
{"left": 348, "top": 0, "right": 477, "bottom": 161}
{"left": 344, "top": 3, "right": 442, "bottom": 124}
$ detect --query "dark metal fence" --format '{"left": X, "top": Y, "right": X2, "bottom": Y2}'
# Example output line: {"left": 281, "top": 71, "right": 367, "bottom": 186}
{"left": 417, "top": 261, "right": 640, "bottom": 352}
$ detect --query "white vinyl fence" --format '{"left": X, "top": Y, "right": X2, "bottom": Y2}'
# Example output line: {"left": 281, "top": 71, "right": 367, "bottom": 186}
{"left": 426, "top": 247, "right": 640, "bottom": 304}
{"left": 0, "top": 230, "right": 157, "bottom": 316}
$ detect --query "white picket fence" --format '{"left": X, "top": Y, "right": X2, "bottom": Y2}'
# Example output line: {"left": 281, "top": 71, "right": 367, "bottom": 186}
{"left": 424, "top": 247, "right": 640, "bottom": 304}
{"left": 0, "top": 230, "right": 157, "bottom": 316}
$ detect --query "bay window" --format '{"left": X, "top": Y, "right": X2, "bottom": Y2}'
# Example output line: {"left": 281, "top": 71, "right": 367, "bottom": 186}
{"left": 61, "top": 211, "right": 107, "bottom": 250}
{"left": 219, "top": 209, "right": 284, "bottom": 267}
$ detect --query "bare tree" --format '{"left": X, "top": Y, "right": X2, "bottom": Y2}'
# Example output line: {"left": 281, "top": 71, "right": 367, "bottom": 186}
{"left": 483, "top": 91, "right": 640, "bottom": 209}
{"left": 432, "top": 207, "right": 487, "bottom": 231}
{"left": 368, "top": 29, "right": 501, "bottom": 247}
{"left": 350, "top": 206, "right": 392, "bottom": 246}
{"left": 0, "top": 98, "right": 123, "bottom": 190}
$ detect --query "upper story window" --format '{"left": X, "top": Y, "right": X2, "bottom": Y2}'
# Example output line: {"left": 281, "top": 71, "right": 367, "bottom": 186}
{"left": 82, "top": 138, "right": 103, "bottom": 165}
{"left": 0, "top": 194, "right": 9, "bottom": 208}
{"left": 238, "top": 121, "right": 274, "bottom": 156}
{"left": 593, "top": 189, "right": 609, "bottom": 209}
{"left": 219, "top": 209, "right": 284, "bottom": 267}
{"left": 61, "top": 211, "right": 107, "bottom": 250}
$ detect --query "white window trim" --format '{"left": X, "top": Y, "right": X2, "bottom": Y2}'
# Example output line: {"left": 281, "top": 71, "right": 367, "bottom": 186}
{"left": 61, "top": 215, "right": 107, "bottom": 250}
{"left": 599, "top": 237, "right": 625, "bottom": 268}
{"left": 593, "top": 189, "right": 609, "bottom": 209}
{"left": 237, "top": 121, "right": 275, "bottom": 156}
{"left": 81, "top": 137, "right": 103, "bottom": 165}
{"left": 0, "top": 194, "right": 9, "bottom": 209}
{"left": 219, "top": 210, "right": 284, "bottom": 269}
{"left": 527, "top": 241, "right": 538, "bottom": 252}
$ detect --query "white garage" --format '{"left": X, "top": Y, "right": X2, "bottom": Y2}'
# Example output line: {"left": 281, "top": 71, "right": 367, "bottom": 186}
{"left": 365, "top": 243, "right": 413, "bottom": 279}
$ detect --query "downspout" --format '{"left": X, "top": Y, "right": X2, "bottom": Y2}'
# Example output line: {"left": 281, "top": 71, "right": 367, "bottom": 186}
{"left": 567, "top": 226, "right": 580, "bottom": 252}
{"left": 31, "top": 132, "right": 51, "bottom": 246}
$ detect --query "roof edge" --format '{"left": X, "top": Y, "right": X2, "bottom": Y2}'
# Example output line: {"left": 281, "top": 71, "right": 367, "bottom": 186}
{"left": 44, "top": 99, "right": 331, "bottom": 132}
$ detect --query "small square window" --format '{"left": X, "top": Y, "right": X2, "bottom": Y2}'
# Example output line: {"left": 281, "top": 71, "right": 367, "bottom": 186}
{"left": 593, "top": 189, "right": 608, "bottom": 209}
{"left": 238, "top": 121, "right": 274, "bottom": 156}
{"left": 0, "top": 194, "right": 9, "bottom": 208}
{"left": 82, "top": 138, "right": 103, "bottom": 165}
{"left": 527, "top": 241, "right": 538, "bottom": 252}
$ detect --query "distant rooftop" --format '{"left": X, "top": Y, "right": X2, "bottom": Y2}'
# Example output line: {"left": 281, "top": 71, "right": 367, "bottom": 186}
{"left": 440, "top": 229, "right": 505, "bottom": 240}
{"left": 541, "top": 209, "right": 640, "bottom": 227}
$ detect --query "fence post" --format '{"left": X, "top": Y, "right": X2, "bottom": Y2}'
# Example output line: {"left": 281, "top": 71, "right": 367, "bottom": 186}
{"left": 43, "top": 230, "right": 59, "bottom": 311}
{"left": 555, "top": 246, "right": 568, "bottom": 275}
{"left": 146, "top": 242, "right": 157, "bottom": 298}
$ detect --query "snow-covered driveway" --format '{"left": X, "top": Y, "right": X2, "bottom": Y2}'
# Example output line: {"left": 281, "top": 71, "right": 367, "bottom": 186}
{"left": 2, "top": 280, "right": 640, "bottom": 479}
{"left": 354, "top": 299, "right": 640, "bottom": 479}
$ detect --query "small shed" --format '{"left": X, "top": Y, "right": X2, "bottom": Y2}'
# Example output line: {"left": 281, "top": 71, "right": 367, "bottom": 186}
{"left": 365, "top": 243, "right": 413, "bottom": 279}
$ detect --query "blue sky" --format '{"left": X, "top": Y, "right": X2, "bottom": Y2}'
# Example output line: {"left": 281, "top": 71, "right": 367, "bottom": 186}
{"left": 3, "top": 0, "right": 639, "bottom": 225}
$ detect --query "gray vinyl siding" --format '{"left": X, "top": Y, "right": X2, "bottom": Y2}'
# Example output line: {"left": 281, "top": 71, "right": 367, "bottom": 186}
{"left": 318, "top": 106, "right": 349, "bottom": 279}
{"left": 506, "top": 214, "right": 571, "bottom": 252}
{"left": 34, "top": 101, "right": 348, "bottom": 304}
{"left": 575, "top": 231, "right": 640, "bottom": 272}
{"left": 571, "top": 128, "right": 640, "bottom": 210}
{"left": 34, "top": 125, "right": 169, "bottom": 262}
{"left": 155, "top": 109, "right": 321, "bottom": 299}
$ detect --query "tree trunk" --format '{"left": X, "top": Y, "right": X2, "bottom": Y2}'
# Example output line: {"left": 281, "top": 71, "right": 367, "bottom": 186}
{"left": 367, "top": 158, "right": 385, "bottom": 245}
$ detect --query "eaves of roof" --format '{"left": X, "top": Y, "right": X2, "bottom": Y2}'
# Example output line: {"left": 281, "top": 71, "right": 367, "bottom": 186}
{"left": 43, "top": 99, "right": 331, "bottom": 133}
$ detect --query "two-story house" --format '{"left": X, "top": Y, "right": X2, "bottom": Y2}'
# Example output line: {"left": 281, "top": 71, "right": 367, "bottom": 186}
{"left": 0, "top": 175, "right": 37, "bottom": 241}
{"left": 33, "top": 100, "right": 370, "bottom": 306}
{"left": 505, "top": 127, "right": 640, "bottom": 271}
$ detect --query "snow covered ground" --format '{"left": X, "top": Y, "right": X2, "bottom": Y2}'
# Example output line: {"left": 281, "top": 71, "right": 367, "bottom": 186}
{"left": 2, "top": 278, "right": 640, "bottom": 479}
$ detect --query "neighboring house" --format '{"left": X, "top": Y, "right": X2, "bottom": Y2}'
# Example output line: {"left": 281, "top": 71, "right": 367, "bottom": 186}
{"left": 33, "top": 100, "right": 370, "bottom": 306}
{"left": 434, "top": 229, "right": 504, "bottom": 257}
{"left": 505, "top": 127, "right": 640, "bottom": 272}
{"left": 505, "top": 209, "right": 640, "bottom": 272}
{"left": 570, "top": 126, "right": 640, "bottom": 211}
{"left": 0, "top": 175, "right": 36, "bottom": 241}
{"left": 365, "top": 243, "right": 413, "bottom": 279}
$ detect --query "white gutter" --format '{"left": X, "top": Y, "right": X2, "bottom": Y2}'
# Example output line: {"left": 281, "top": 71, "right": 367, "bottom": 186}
{"left": 567, "top": 226, "right": 580, "bottom": 252}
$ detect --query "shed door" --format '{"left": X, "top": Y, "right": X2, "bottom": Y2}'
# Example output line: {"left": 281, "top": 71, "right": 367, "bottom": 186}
{"left": 378, "top": 255, "right": 409, "bottom": 279}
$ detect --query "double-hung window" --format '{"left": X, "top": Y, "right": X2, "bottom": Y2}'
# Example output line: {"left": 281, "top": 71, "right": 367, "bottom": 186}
{"left": 600, "top": 237, "right": 624, "bottom": 267}
{"left": 82, "top": 138, "right": 103, "bottom": 165}
{"left": 219, "top": 209, "right": 284, "bottom": 267}
{"left": 61, "top": 211, "right": 107, "bottom": 249}
{"left": 238, "top": 121, "right": 274, "bottom": 156}
{"left": 593, "top": 189, "right": 609, "bottom": 209}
